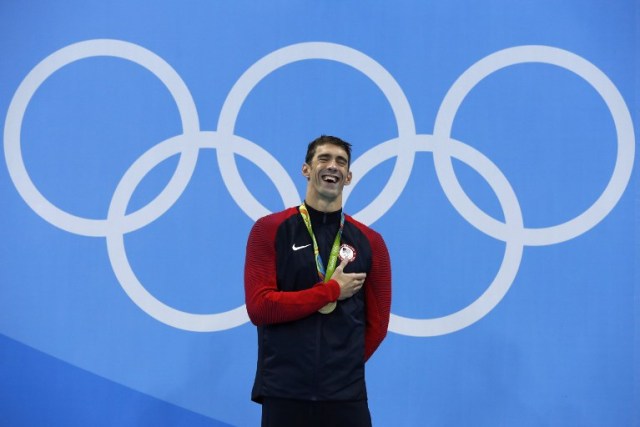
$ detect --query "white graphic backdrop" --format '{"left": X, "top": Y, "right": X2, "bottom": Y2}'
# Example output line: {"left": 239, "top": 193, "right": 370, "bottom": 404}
{"left": 1, "top": 1, "right": 637, "bottom": 426}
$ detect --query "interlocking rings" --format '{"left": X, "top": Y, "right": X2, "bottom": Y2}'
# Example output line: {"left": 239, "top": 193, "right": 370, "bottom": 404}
{"left": 4, "top": 39, "right": 635, "bottom": 335}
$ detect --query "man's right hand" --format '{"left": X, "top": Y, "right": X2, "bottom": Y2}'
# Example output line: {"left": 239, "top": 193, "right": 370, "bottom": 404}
{"left": 332, "top": 257, "right": 367, "bottom": 300}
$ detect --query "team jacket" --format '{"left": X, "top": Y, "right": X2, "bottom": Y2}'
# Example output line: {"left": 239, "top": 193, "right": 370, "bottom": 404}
{"left": 244, "top": 204, "right": 392, "bottom": 403}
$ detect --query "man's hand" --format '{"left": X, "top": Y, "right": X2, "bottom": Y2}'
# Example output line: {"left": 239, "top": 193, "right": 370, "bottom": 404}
{"left": 332, "top": 257, "right": 366, "bottom": 300}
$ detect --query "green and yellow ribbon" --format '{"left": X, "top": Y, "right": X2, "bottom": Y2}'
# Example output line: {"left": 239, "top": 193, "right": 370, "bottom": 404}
{"left": 299, "top": 203, "right": 345, "bottom": 314}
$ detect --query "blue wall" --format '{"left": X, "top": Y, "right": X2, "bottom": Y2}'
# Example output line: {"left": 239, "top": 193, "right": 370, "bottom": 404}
{"left": 1, "top": 1, "right": 637, "bottom": 426}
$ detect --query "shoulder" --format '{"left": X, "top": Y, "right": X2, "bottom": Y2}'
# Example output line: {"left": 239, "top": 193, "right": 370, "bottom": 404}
{"left": 252, "top": 206, "right": 299, "bottom": 234}
{"left": 344, "top": 214, "right": 384, "bottom": 242}
{"left": 248, "top": 206, "right": 299, "bottom": 246}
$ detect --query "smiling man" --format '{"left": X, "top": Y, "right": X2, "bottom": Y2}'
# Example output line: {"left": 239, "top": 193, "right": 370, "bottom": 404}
{"left": 244, "top": 135, "right": 392, "bottom": 427}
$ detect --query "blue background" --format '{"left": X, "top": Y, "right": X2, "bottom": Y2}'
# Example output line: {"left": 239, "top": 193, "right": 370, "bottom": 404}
{"left": 1, "top": 1, "right": 637, "bottom": 426}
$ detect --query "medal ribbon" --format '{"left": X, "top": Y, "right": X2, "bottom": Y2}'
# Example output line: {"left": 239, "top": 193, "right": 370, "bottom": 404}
{"left": 299, "top": 203, "right": 344, "bottom": 314}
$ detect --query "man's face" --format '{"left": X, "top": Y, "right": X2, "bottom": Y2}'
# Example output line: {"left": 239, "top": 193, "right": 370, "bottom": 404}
{"left": 302, "top": 143, "right": 352, "bottom": 204}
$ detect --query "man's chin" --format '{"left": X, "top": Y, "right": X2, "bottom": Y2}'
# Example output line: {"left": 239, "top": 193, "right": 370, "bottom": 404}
{"left": 321, "top": 184, "right": 342, "bottom": 193}
{"left": 317, "top": 188, "right": 342, "bottom": 200}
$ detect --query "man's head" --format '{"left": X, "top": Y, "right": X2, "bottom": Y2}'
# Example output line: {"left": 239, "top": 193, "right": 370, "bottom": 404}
{"left": 302, "top": 135, "right": 353, "bottom": 211}
{"left": 305, "top": 135, "right": 352, "bottom": 168}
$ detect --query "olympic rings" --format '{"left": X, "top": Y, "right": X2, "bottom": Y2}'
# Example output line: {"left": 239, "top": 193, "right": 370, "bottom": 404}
{"left": 4, "top": 39, "right": 635, "bottom": 335}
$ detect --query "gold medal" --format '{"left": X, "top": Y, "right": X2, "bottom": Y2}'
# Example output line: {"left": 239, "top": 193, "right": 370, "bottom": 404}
{"left": 318, "top": 301, "right": 336, "bottom": 314}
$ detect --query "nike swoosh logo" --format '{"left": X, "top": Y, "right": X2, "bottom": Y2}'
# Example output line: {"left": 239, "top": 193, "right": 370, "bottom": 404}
{"left": 292, "top": 243, "right": 311, "bottom": 251}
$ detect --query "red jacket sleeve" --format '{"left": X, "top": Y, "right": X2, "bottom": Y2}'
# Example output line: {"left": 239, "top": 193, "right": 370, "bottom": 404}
{"left": 360, "top": 227, "right": 392, "bottom": 361}
{"left": 244, "top": 212, "right": 341, "bottom": 326}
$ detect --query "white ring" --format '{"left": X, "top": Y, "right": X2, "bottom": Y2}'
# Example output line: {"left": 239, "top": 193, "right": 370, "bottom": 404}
{"left": 3, "top": 39, "right": 200, "bottom": 237}
{"left": 348, "top": 135, "right": 525, "bottom": 336}
{"left": 432, "top": 45, "right": 635, "bottom": 246}
{"left": 216, "top": 42, "right": 417, "bottom": 223}
{"left": 106, "top": 131, "right": 299, "bottom": 331}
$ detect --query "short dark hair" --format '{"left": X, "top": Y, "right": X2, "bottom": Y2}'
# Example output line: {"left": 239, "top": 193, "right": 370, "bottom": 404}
{"left": 305, "top": 135, "right": 352, "bottom": 167}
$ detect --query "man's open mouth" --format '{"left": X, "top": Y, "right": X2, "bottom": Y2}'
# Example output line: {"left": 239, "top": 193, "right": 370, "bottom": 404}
{"left": 321, "top": 175, "right": 339, "bottom": 183}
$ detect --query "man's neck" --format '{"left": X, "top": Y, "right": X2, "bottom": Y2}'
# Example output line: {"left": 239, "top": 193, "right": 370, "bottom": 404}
{"left": 303, "top": 197, "right": 342, "bottom": 213}
{"left": 303, "top": 200, "right": 342, "bottom": 226}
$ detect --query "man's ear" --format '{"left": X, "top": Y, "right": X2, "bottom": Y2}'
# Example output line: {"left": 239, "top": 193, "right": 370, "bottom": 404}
{"left": 345, "top": 170, "right": 353, "bottom": 185}
{"left": 302, "top": 163, "right": 311, "bottom": 180}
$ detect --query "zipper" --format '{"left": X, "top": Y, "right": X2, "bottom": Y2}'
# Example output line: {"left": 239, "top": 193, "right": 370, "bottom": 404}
{"left": 312, "top": 313, "right": 321, "bottom": 401}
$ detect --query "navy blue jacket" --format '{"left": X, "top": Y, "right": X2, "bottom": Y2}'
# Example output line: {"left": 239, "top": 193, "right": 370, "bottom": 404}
{"left": 244, "top": 204, "right": 391, "bottom": 403}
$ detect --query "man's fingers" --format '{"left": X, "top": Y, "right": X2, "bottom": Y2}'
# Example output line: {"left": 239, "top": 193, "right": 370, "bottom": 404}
{"left": 334, "top": 257, "right": 349, "bottom": 274}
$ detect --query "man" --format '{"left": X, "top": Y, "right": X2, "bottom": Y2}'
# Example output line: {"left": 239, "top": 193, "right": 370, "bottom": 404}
{"left": 244, "top": 135, "right": 392, "bottom": 427}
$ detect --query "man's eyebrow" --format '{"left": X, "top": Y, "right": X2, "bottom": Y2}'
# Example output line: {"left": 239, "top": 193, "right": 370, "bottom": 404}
{"left": 316, "top": 153, "right": 349, "bottom": 164}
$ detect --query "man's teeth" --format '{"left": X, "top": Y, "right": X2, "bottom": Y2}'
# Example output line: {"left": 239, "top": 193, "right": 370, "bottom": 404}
{"left": 322, "top": 176, "right": 338, "bottom": 183}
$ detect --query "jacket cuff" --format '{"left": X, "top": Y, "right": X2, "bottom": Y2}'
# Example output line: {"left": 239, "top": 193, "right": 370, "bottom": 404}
{"left": 325, "top": 279, "right": 341, "bottom": 301}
